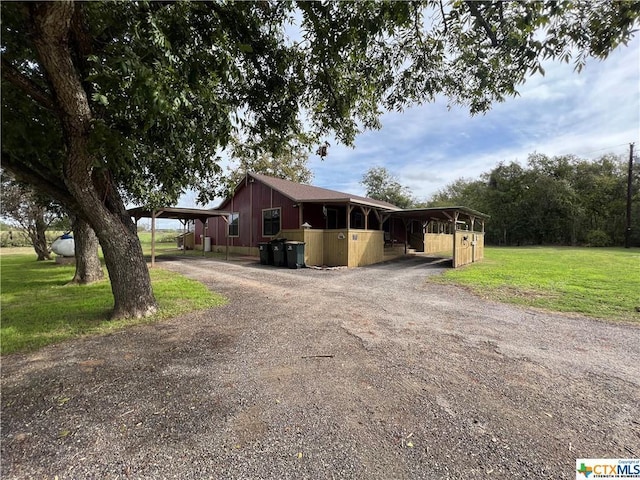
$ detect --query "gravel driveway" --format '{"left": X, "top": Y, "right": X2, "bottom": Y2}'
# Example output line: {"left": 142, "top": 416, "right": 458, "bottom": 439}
{"left": 2, "top": 255, "right": 639, "bottom": 479}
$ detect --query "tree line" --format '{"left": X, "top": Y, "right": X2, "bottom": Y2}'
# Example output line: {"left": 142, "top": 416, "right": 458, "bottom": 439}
{"left": 428, "top": 153, "right": 639, "bottom": 247}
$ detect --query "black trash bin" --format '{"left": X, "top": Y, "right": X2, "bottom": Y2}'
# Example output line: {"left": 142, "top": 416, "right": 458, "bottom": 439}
{"left": 285, "top": 241, "right": 305, "bottom": 269}
{"left": 258, "top": 242, "right": 272, "bottom": 265}
{"left": 271, "top": 238, "right": 287, "bottom": 267}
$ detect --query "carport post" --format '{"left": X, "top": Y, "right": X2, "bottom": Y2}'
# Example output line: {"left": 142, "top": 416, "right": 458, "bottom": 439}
{"left": 221, "top": 215, "right": 230, "bottom": 261}
{"left": 203, "top": 222, "right": 208, "bottom": 257}
{"left": 151, "top": 209, "right": 156, "bottom": 268}
{"left": 179, "top": 219, "right": 186, "bottom": 255}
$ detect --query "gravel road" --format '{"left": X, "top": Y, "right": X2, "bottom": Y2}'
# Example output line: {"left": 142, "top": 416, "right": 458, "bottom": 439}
{"left": 2, "top": 255, "right": 639, "bottom": 479}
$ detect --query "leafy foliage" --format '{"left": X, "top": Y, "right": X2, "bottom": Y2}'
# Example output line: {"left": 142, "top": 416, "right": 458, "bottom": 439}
{"left": 586, "top": 230, "right": 613, "bottom": 247}
{"left": 428, "top": 153, "right": 638, "bottom": 246}
{"left": 361, "top": 167, "right": 416, "bottom": 208}
{"left": 3, "top": 1, "right": 638, "bottom": 208}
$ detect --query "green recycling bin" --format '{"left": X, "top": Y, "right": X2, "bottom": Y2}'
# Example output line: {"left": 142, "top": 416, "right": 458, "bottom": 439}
{"left": 271, "top": 239, "right": 287, "bottom": 267}
{"left": 285, "top": 241, "right": 305, "bottom": 269}
{"left": 258, "top": 242, "right": 272, "bottom": 265}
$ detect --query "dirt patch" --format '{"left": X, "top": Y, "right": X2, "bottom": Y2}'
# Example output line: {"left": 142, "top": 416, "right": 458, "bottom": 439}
{"left": 2, "top": 255, "right": 639, "bottom": 479}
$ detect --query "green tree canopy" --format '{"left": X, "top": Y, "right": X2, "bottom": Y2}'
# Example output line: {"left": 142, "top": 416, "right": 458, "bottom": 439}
{"left": 428, "top": 153, "right": 637, "bottom": 246}
{"left": 361, "top": 167, "right": 416, "bottom": 208}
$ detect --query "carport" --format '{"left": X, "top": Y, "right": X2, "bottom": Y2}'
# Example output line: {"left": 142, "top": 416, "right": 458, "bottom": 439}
{"left": 391, "top": 207, "right": 489, "bottom": 268}
{"left": 128, "top": 207, "right": 230, "bottom": 267}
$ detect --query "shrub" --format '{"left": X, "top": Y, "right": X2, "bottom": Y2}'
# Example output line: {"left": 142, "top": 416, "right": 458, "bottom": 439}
{"left": 158, "top": 233, "right": 179, "bottom": 244}
{"left": 586, "top": 229, "right": 611, "bottom": 247}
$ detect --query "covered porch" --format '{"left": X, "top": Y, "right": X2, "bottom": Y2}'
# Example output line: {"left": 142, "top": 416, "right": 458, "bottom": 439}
{"left": 279, "top": 206, "right": 488, "bottom": 268}
{"left": 392, "top": 207, "right": 489, "bottom": 268}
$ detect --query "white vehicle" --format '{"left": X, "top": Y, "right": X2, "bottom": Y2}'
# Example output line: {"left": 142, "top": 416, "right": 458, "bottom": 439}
{"left": 51, "top": 233, "right": 75, "bottom": 257}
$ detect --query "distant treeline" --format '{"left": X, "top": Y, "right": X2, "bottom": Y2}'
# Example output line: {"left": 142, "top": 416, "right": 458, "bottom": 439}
{"left": 428, "top": 153, "right": 639, "bottom": 247}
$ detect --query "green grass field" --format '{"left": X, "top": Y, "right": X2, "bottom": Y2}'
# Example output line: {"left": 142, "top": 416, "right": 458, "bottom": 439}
{"left": 433, "top": 247, "right": 640, "bottom": 322}
{"left": 0, "top": 248, "right": 226, "bottom": 355}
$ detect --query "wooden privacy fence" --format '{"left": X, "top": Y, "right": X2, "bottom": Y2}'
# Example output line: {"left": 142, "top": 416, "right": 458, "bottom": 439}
{"left": 452, "top": 231, "right": 484, "bottom": 268}
{"left": 281, "top": 229, "right": 384, "bottom": 267}
{"left": 424, "top": 233, "right": 453, "bottom": 256}
{"left": 424, "top": 231, "right": 484, "bottom": 267}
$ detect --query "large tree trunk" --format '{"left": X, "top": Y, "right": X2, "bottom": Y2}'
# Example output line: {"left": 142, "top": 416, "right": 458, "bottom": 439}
{"left": 30, "top": 1, "right": 157, "bottom": 319}
{"left": 29, "top": 208, "right": 52, "bottom": 261}
{"left": 70, "top": 215, "right": 104, "bottom": 284}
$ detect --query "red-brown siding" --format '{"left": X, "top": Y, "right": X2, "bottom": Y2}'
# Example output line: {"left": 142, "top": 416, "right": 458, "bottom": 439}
{"left": 197, "top": 176, "right": 301, "bottom": 249}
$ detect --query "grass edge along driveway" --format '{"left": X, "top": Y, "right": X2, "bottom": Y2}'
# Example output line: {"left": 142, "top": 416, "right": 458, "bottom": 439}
{"left": 432, "top": 246, "right": 640, "bottom": 322}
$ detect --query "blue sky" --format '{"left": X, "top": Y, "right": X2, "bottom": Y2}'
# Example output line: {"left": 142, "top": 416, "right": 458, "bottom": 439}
{"left": 307, "top": 34, "right": 640, "bottom": 202}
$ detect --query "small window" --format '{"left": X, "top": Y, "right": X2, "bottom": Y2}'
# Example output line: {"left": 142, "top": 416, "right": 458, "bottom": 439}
{"left": 263, "top": 208, "right": 281, "bottom": 236}
{"left": 228, "top": 212, "right": 239, "bottom": 237}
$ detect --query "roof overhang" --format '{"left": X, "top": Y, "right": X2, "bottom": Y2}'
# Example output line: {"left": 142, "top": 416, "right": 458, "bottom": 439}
{"left": 128, "top": 207, "right": 231, "bottom": 223}
{"left": 392, "top": 206, "right": 490, "bottom": 223}
{"left": 309, "top": 198, "right": 402, "bottom": 211}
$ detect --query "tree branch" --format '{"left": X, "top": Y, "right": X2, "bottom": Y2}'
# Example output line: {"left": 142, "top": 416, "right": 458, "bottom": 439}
{"left": 439, "top": 0, "right": 448, "bottom": 35}
{"left": 465, "top": 1, "right": 499, "bottom": 47}
{"left": 1, "top": 57, "right": 56, "bottom": 111}
{"left": 1, "top": 151, "right": 79, "bottom": 211}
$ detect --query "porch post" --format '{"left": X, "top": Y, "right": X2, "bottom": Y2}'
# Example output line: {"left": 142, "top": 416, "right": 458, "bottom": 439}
{"left": 181, "top": 219, "right": 187, "bottom": 255}
{"left": 402, "top": 218, "right": 408, "bottom": 254}
{"left": 452, "top": 211, "right": 459, "bottom": 268}
{"left": 373, "top": 210, "right": 382, "bottom": 230}
{"left": 360, "top": 206, "right": 371, "bottom": 230}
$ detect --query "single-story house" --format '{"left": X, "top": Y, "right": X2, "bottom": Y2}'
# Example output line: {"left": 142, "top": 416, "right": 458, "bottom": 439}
{"left": 193, "top": 172, "right": 488, "bottom": 268}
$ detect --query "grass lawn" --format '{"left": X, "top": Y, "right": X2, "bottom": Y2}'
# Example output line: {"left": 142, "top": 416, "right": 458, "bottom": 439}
{"left": 0, "top": 247, "right": 226, "bottom": 355}
{"left": 433, "top": 246, "right": 640, "bottom": 322}
{"left": 137, "top": 231, "right": 233, "bottom": 261}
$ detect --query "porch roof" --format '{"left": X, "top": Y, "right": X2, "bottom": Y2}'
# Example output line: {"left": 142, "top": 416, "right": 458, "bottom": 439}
{"left": 392, "top": 206, "right": 490, "bottom": 222}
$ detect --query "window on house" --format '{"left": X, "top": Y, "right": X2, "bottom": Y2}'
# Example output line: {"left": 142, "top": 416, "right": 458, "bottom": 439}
{"left": 228, "top": 212, "right": 239, "bottom": 237}
{"left": 263, "top": 208, "right": 280, "bottom": 236}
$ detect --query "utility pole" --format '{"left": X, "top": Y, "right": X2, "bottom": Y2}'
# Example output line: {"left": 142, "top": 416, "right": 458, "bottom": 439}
{"left": 625, "top": 142, "right": 634, "bottom": 248}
